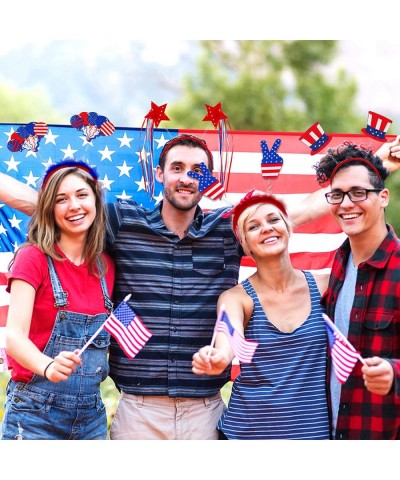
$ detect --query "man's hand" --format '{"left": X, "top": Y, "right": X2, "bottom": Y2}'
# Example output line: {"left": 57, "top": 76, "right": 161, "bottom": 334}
{"left": 362, "top": 357, "right": 394, "bottom": 395}
{"left": 375, "top": 135, "right": 400, "bottom": 172}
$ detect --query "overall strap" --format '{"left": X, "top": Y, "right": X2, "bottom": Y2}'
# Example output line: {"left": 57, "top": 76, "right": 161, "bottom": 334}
{"left": 46, "top": 255, "right": 69, "bottom": 308}
{"left": 46, "top": 255, "right": 113, "bottom": 311}
{"left": 98, "top": 260, "right": 113, "bottom": 312}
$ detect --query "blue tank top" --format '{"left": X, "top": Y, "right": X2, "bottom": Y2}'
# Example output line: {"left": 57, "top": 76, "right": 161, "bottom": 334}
{"left": 218, "top": 271, "right": 330, "bottom": 439}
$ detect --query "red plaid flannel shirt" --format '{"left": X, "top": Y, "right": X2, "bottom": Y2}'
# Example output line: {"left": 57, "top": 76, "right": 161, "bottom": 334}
{"left": 322, "top": 225, "right": 400, "bottom": 440}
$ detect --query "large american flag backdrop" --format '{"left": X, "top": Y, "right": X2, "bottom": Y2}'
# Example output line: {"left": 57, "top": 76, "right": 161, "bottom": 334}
{"left": 0, "top": 124, "right": 389, "bottom": 359}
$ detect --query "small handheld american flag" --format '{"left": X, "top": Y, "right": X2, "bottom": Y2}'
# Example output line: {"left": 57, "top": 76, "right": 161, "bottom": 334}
{"left": 323, "top": 313, "right": 364, "bottom": 384}
{"left": 212, "top": 307, "right": 258, "bottom": 364}
{"left": 78, "top": 295, "right": 152, "bottom": 359}
{"left": 103, "top": 295, "right": 152, "bottom": 359}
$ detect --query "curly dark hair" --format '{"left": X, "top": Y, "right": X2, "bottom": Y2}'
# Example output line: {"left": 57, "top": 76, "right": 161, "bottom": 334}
{"left": 313, "top": 142, "right": 390, "bottom": 188}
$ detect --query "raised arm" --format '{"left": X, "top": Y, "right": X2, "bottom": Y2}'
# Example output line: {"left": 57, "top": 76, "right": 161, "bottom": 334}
{"left": 0, "top": 172, "right": 38, "bottom": 215}
{"left": 287, "top": 186, "right": 330, "bottom": 229}
{"left": 249, "top": 187, "right": 330, "bottom": 229}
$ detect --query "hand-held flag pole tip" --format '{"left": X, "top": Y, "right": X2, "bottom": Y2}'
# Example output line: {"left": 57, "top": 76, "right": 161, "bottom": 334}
{"left": 207, "top": 303, "right": 226, "bottom": 358}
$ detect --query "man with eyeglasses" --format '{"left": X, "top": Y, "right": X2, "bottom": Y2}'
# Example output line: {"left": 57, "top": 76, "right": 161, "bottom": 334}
{"left": 314, "top": 141, "right": 400, "bottom": 440}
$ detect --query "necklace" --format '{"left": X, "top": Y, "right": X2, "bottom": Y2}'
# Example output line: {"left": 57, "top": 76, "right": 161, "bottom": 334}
{"left": 57, "top": 244, "right": 84, "bottom": 266}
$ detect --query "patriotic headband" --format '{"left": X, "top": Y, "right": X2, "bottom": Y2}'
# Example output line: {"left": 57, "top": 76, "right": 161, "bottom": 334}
{"left": 42, "top": 159, "right": 99, "bottom": 190}
{"left": 330, "top": 157, "right": 381, "bottom": 183}
{"left": 222, "top": 190, "right": 288, "bottom": 239}
{"left": 159, "top": 134, "right": 214, "bottom": 169}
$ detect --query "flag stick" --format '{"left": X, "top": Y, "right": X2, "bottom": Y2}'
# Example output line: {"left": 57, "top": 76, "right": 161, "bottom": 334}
{"left": 207, "top": 303, "right": 226, "bottom": 358}
{"left": 323, "top": 314, "right": 365, "bottom": 365}
{"left": 77, "top": 294, "right": 132, "bottom": 357}
{"left": 77, "top": 324, "right": 104, "bottom": 357}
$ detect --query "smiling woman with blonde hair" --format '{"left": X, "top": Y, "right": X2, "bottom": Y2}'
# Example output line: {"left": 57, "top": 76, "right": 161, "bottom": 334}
{"left": 192, "top": 191, "right": 330, "bottom": 439}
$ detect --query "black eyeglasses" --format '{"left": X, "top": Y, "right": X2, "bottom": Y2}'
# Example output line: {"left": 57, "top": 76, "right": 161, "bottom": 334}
{"left": 325, "top": 188, "right": 382, "bottom": 205}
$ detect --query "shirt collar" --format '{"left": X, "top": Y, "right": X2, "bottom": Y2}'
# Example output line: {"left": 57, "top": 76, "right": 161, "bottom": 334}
{"left": 339, "top": 224, "right": 397, "bottom": 269}
{"left": 149, "top": 201, "right": 205, "bottom": 234}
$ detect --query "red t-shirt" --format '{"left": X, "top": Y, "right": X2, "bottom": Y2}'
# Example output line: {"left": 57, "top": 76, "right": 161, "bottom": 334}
{"left": 7, "top": 244, "right": 115, "bottom": 382}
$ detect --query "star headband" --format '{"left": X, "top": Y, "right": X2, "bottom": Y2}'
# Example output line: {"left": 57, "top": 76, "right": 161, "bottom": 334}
{"left": 42, "top": 159, "right": 99, "bottom": 190}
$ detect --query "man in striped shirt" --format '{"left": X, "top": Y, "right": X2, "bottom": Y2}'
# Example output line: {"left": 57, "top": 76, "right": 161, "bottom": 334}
{"left": 314, "top": 139, "right": 400, "bottom": 439}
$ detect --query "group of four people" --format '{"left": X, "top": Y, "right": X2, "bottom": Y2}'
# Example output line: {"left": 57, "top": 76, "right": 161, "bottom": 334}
{"left": 0, "top": 132, "right": 399, "bottom": 439}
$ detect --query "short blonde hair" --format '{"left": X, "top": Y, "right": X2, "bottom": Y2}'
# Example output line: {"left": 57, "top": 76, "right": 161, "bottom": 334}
{"left": 236, "top": 202, "right": 293, "bottom": 256}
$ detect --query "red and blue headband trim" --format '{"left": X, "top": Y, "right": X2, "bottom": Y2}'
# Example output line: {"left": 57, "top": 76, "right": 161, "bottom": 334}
{"left": 42, "top": 159, "right": 99, "bottom": 189}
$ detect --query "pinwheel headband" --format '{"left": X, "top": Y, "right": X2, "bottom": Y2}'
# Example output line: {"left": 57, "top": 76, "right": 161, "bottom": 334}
{"left": 42, "top": 160, "right": 99, "bottom": 190}
{"left": 222, "top": 190, "right": 288, "bottom": 239}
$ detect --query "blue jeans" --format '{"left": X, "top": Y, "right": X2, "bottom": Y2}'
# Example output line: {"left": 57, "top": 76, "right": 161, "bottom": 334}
{"left": 1, "top": 381, "right": 107, "bottom": 440}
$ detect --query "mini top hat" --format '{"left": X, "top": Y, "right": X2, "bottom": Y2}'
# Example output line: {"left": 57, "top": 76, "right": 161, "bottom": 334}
{"left": 299, "top": 122, "right": 331, "bottom": 155}
{"left": 361, "top": 111, "right": 392, "bottom": 142}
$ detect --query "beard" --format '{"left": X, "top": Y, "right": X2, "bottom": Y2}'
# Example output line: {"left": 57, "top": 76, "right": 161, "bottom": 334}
{"left": 163, "top": 185, "right": 202, "bottom": 211}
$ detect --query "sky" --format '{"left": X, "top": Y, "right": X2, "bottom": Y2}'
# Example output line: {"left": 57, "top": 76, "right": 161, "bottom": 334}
{"left": 336, "top": 40, "right": 400, "bottom": 122}
{"left": 1, "top": 38, "right": 399, "bottom": 130}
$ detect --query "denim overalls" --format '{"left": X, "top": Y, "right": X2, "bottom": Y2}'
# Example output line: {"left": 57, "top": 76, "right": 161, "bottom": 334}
{"left": 1, "top": 256, "right": 113, "bottom": 440}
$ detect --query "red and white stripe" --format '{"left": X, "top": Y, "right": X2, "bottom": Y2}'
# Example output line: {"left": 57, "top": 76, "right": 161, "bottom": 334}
{"left": 261, "top": 163, "right": 283, "bottom": 177}
{"left": 330, "top": 333, "right": 360, "bottom": 384}
{"left": 100, "top": 120, "right": 115, "bottom": 136}
{"left": 103, "top": 312, "right": 152, "bottom": 359}
{"left": 33, "top": 122, "right": 48, "bottom": 136}
{"left": 203, "top": 180, "right": 226, "bottom": 200}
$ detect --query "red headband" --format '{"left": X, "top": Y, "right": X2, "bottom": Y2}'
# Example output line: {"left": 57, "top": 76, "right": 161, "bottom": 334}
{"left": 330, "top": 157, "right": 381, "bottom": 183}
{"left": 222, "top": 190, "right": 288, "bottom": 239}
{"left": 159, "top": 134, "right": 214, "bottom": 168}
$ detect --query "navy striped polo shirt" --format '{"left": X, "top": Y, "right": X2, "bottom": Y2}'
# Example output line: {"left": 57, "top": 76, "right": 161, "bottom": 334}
{"left": 106, "top": 199, "right": 242, "bottom": 397}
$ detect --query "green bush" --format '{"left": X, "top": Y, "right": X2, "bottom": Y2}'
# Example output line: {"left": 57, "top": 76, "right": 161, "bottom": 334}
{"left": 0, "top": 371, "right": 11, "bottom": 424}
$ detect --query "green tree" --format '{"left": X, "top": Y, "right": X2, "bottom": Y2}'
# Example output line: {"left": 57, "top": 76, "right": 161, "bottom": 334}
{"left": 168, "top": 40, "right": 400, "bottom": 234}
{"left": 385, "top": 171, "right": 400, "bottom": 234}
{"left": 168, "top": 40, "right": 363, "bottom": 132}
{"left": 0, "top": 79, "right": 63, "bottom": 123}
